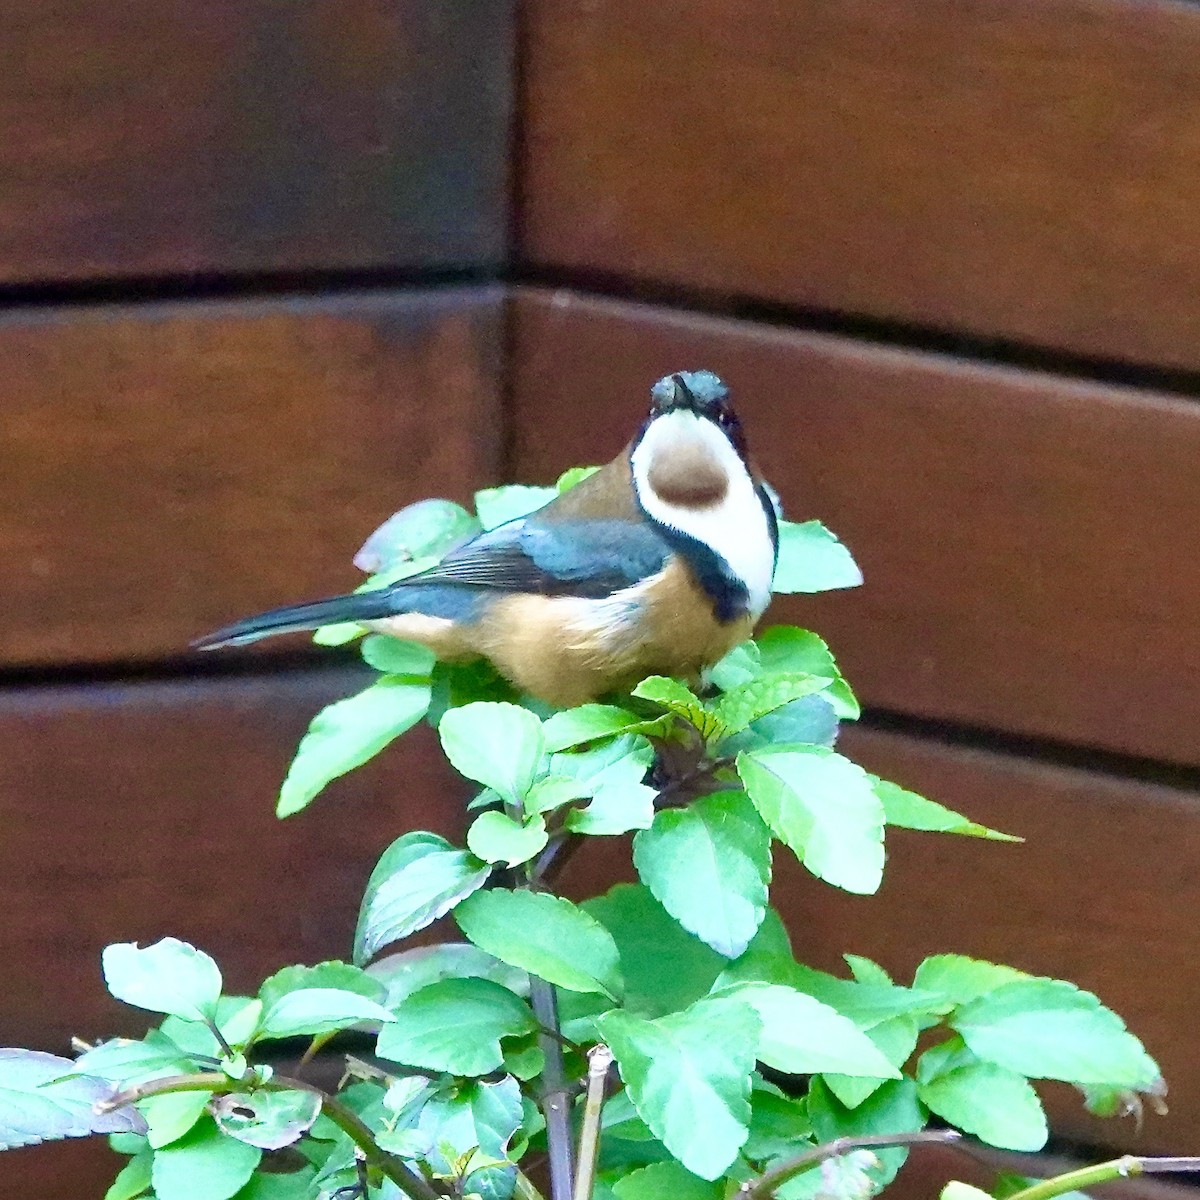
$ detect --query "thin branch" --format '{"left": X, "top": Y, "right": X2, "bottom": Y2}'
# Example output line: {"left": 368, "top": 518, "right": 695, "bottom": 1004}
{"left": 99, "top": 1070, "right": 443, "bottom": 1200}
{"left": 529, "top": 977, "right": 576, "bottom": 1200}
{"left": 1002, "top": 1155, "right": 1200, "bottom": 1200}
{"left": 572, "top": 1044, "right": 613, "bottom": 1200}
{"left": 740, "top": 1130, "right": 962, "bottom": 1199}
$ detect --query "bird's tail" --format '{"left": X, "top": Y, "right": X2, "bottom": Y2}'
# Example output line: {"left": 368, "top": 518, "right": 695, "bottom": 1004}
{"left": 192, "top": 590, "right": 400, "bottom": 651}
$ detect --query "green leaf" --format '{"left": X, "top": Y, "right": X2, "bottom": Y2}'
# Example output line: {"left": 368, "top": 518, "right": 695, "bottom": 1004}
{"left": 525, "top": 774, "right": 591, "bottom": 814}
{"left": 105, "top": 1148, "right": 153, "bottom": 1200}
{"left": 755, "top": 627, "right": 859, "bottom": 719}
{"left": 633, "top": 791, "right": 771, "bottom": 958}
{"left": 912, "top": 956, "right": 1029, "bottom": 1008}
{"left": 416, "top": 1075, "right": 523, "bottom": 1170}
{"left": 918, "top": 1058, "right": 1048, "bottom": 1151}
{"left": 942, "top": 1185, "right": 995, "bottom": 1200}
{"left": 951, "top": 978, "right": 1160, "bottom": 1087}
{"left": 0, "top": 1049, "right": 147, "bottom": 1149}
{"left": 278, "top": 676, "right": 431, "bottom": 817}
{"left": 737, "top": 747, "right": 885, "bottom": 894}
{"left": 467, "top": 811, "right": 549, "bottom": 867}
{"left": 745, "top": 1081, "right": 812, "bottom": 1160}
{"left": 824, "top": 1015, "right": 919, "bottom": 1108}
{"left": 551, "top": 733, "right": 655, "bottom": 792}
{"left": 103, "top": 938, "right": 223, "bottom": 1022}
{"left": 360, "top": 635, "right": 437, "bottom": 676}
{"left": 474, "top": 484, "right": 557, "bottom": 530}
{"left": 845, "top": 956, "right": 894, "bottom": 987}
{"left": 717, "top": 984, "right": 900, "bottom": 1078}
{"left": 354, "top": 498, "right": 480, "bottom": 573}
{"left": 457, "top": 888, "right": 623, "bottom": 999}
{"left": 75, "top": 1035, "right": 193, "bottom": 1089}
{"left": 585, "top": 884, "right": 725, "bottom": 1017}
{"left": 211, "top": 1090, "right": 322, "bottom": 1150}
{"left": 567, "top": 780, "right": 657, "bottom": 835}
{"left": 875, "top": 779, "right": 1021, "bottom": 842}
{"left": 612, "top": 1161, "right": 723, "bottom": 1200}
{"left": 230, "top": 1169, "right": 316, "bottom": 1200}
{"left": 556, "top": 465, "right": 601, "bottom": 492}
{"left": 258, "top": 961, "right": 384, "bottom": 1016}
{"left": 152, "top": 1116, "right": 262, "bottom": 1200}
{"left": 143, "top": 1089, "right": 211, "bottom": 1148}
{"left": 543, "top": 704, "right": 652, "bottom": 752}
{"left": 365, "top": 942, "right": 528, "bottom": 1007}
{"left": 598, "top": 996, "right": 759, "bottom": 1180}
{"left": 439, "top": 702, "right": 545, "bottom": 805}
{"left": 714, "top": 674, "right": 833, "bottom": 737}
{"left": 377, "top": 978, "right": 536, "bottom": 1076}
{"left": 631, "top": 677, "right": 719, "bottom": 738}
{"left": 354, "top": 833, "right": 491, "bottom": 965}
{"left": 772, "top": 520, "right": 862, "bottom": 594}
{"left": 259, "top": 988, "right": 396, "bottom": 1039}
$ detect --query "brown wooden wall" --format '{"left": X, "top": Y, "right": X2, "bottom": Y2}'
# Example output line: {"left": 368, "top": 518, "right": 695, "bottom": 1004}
{"left": 4, "top": 2, "right": 1200, "bottom": 1196}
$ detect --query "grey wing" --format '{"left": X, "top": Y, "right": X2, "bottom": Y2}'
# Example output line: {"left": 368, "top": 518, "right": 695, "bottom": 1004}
{"left": 410, "top": 518, "right": 670, "bottom": 598}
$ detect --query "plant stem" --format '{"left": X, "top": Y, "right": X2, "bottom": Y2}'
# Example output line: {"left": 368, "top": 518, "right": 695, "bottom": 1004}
{"left": 100, "top": 1070, "right": 442, "bottom": 1200}
{"left": 573, "top": 1044, "right": 612, "bottom": 1200}
{"left": 529, "top": 977, "right": 576, "bottom": 1200}
{"left": 1002, "top": 1155, "right": 1200, "bottom": 1200}
{"left": 740, "top": 1130, "right": 961, "bottom": 1198}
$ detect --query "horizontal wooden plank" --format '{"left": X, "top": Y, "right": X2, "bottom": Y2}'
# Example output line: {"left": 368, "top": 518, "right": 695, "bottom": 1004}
{"left": 0, "top": 286, "right": 501, "bottom": 666}
{"left": 0, "top": 0, "right": 512, "bottom": 282}
{"left": 0, "top": 668, "right": 467, "bottom": 1048}
{"left": 510, "top": 289, "right": 1200, "bottom": 766}
{"left": 521, "top": 0, "right": 1200, "bottom": 371}
{"left": 559, "top": 726, "right": 1200, "bottom": 1153}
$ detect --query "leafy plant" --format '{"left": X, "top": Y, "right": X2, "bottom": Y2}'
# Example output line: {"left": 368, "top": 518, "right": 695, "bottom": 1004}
{"left": 0, "top": 474, "right": 1183, "bottom": 1200}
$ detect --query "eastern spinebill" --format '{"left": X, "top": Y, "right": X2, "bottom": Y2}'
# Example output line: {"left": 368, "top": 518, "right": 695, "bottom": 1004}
{"left": 194, "top": 371, "right": 780, "bottom": 707}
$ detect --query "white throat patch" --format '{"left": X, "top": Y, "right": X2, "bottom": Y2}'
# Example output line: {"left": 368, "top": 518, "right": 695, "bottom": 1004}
{"left": 630, "top": 410, "right": 776, "bottom": 618}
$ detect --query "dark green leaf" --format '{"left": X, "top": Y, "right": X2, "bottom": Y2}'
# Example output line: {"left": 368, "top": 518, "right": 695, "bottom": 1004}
{"left": 474, "top": 484, "right": 557, "bottom": 530}
{"left": 874, "top": 779, "right": 1021, "bottom": 842}
{"left": 377, "top": 978, "right": 536, "bottom": 1076}
{"left": 0, "top": 1049, "right": 147, "bottom": 1149}
{"left": 771, "top": 520, "right": 862, "bottom": 594}
{"left": 467, "top": 811, "right": 549, "bottom": 867}
{"left": 360, "top": 635, "right": 437, "bottom": 676}
{"left": 365, "top": 942, "right": 528, "bottom": 1007}
{"left": 912, "top": 956, "right": 1029, "bottom": 1008}
{"left": 737, "top": 747, "right": 885, "bottom": 894}
{"left": 259, "top": 988, "right": 395, "bottom": 1039}
{"left": 918, "top": 1058, "right": 1048, "bottom": 1151}
{"left": 278, "top": 676, "right": 431, "bottom": 816}
{"left": 543, "top": 704, "right": 651, "bottom": 752}
{"left": 151, "top": 1116, "right": 262, "bottom": 1200}
{"left": 354, "top": 833, "right": 491, "bottom": 965}
{"left": 102, "top": 939, "right": 223, "bottom": 1022}
{"left": 456, "top": 889, "right": 623, "bottom": 1000}
{"left": 584, "top": 884, "right": 725, "bottom": 1018}
{"left": 612, "top": 1161, "right": 723, "bottom": 1200}
{"left": 632, "top": 791, "right": 771, "bottom": 958}
{"left": 211, "top": 1090, "right": 322, "bottom": 1150}
{"left": 229, "top": 1168, "right": 316, "bottom": 1200}
{"left": 439, "top": 702, "right": 545, "bottom": 804}
{"left": 745, "top": 1081, "right": 812, "bottom": 1160}
{"left": 951, "top": 979, "right": 1160, "bottom": 1087}
{"left": 258, "top": 961, "right": 384, "bottom": 1017}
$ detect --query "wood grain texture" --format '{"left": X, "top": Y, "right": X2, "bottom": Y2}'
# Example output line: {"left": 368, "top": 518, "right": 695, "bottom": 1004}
{"left": 1, "top": 0, "right": 512, "bottom": 283}
{"left": 558, "top": 727, "right": 1200, "bottom": 1152}
{"left": 0, "top": 286, "right": 502, "bottom": 666}
{"left": 521, "top": 0, "right": 1200, "bottom": 370}
{"left": 511, "top": 289, "right": 1200, "bottom": 766}
{"left": 0, "top": 667, "right": 467, "bottom": 1049}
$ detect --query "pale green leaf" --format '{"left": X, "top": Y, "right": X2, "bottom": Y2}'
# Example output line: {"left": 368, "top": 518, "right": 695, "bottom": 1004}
{"left": 360, "top": 636, "right": 437, "bottom": 676}
{"left": 567, "top": 780, "right": 657, "bottom": 835}
{"left": 103, "top": 938, "right": 223, "bottom": 1022}
{"left": 105, "top": 1148, "right": 153, "bottom": 1200}
{"left": 913, "top": 956, "right": 1030, "bottom": 1008}
{"left": 714, "top": 674, "right": 833, "bottom": 737}
{"left": 754, "top": 626, "right": 859, "bottom": 719}
{"left": 467, "top": 811, "right": 549, "bottom": 866}
{"left": 474, "top": 485, "right": 556, "bottom": 530}
{"left": 353, "top": 498, "right": 479, "bottom": 573}
{"left": 556, "top": 465, "right": 601, "bottom": 492}
{"left": 918, "top": 1059, "right": 1048, "bottom": 1151}
{"left": 772, "top": 520, "right": 862, "bottom": 594}
{"left": 942, "top": 1185, "right": 995, "bottom": 1200}
{"left": 143, "top": 1089, "right": 211, "bottom": 1148}
{"left": 365, "top": 942, "right": 528, "bottom": 1007}
{"left": 212, "top": 1090, "right": 322, "bottom": 1150}
{"left": 631, "top": 677, "right": 719, "bottom": 738}
{"left": 612, "top": 1160, "right": 723, "bottom": 1199}
{"left": 259, "top": 988, "right": 396, "bottom": 1039}
{"left": 151, "top": 1116, "right": 262, "bottom": 1200}
{"left": 258, "top": 961, "right": 384, "bottom": 1016}
{"left": 825, "top": 1015, "right": 919, "bottom": 1108}
{"left": 439, "top": 702, "right": 545, "bottom": 805}
{"left": 524, "top": 774, "right": 591, "bottom": 814}
{"left": 875, "top": 779, "right": 1021, "bottom": 842}
{"left": 542, "top": 704, "right": 649, "bottom": 752}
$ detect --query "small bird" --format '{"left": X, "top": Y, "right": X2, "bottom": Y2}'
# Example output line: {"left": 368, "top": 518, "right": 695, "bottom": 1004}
{"left": 194, "top": 371, "right": 779, "bottom": 707}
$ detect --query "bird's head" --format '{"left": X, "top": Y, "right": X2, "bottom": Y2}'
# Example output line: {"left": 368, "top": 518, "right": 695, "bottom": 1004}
{"left": 647, "top": 370, "right": 748, "bottom": 460}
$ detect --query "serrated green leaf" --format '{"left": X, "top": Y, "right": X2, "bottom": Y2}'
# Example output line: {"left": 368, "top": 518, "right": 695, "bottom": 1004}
{"left": 597, "top": 996, "right": 760, "bottom": 1180}
{"left": 755, "top": 627, "right": 859, "bottom": 719}
{"left": 716, "top": 984, "right": 900, "bottom": 1078}
{"left": 151, "top": 1116, "right": 262, "bottom": 1200}
{"left": 918, "top": 1058, "right": 1048, "bottom": 1151}
{"left": 259, "top": 988, "right": 396, "bottom": 1039}
{"left": 212, "top": 1090, "right": 322, "bottom": 1150}
{"left": 737, "top": 747, "right": 885, "bottom": 894}
{"left": 467, "top": 811, "right": 549, "bottom": 866}
{"left": 105, "top": 1147, "right": 153, "bottom": 1200}
{"left": 585, "top": 884, "right": 725, "bottom": 1018}
{"left": 772, "top": 520, "right": 862, "bottom": 594}
{"left": 874, "top": 779, "right": 1021, "bottom": 842}
{"left": 612, "top": 1160, "right": 723, "bottom": 1199}
{"left": 845, "top": 956, "right": 894, "bottom": 987}
{"left": 714, "top": 674, "right": 833, "bottom": 737}
{"left": 366, "top": 942, "right": 528, "bottom": 1007}
{"left": 913, "top": 956, "right": 1030, "bottom": 1008}
{"left": 360, "top": 635, "right": 437, "bottom": 676}
{"left": 354, "top": 498, "right": 480, "bottom": 573}
{"left": 631, "top": 676, "right": 719, "bottom": 738}
{"left": 439, "top": 702, "right": 545, "bottom": 805}
{"left": 258, "top": 961, "right": 384, "bottom": 1016}
{"left": 278, "top": 676, "right": 431, "bottom": 816}
{"left": 474, "top": 485, "right": 557, "bottom": 530}
{"left": 143, "top": 1089, "right": 211, "bottom": 1148}
{"left": 377, "top": 978, "right": 536, "bottom": 1076}
{"left": 632, "top": 791, "right": 771, "bottom": 958}
{"left": 103, "top": 939, "right": 223, "bottom": 1022}
{"left": 456, "top": 889, "right": 623, "bottom": 1000}
{"left": 543, "top": 704, "right": 652, "bottom": 752}
{"left": 354, "top": 833, "right": 491, "bottom": 965}
{"left": 951, "top": 978, "right": 1160, "bottom": 1087}
{"left": 0, "top": 1049, "right": 147, "bottom": 1150}
{"left": 567, "top": 780, "right": 657, "bottom": 835}
{"left": 825, "top": 1015, "right": 919, "bottom": 1108}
